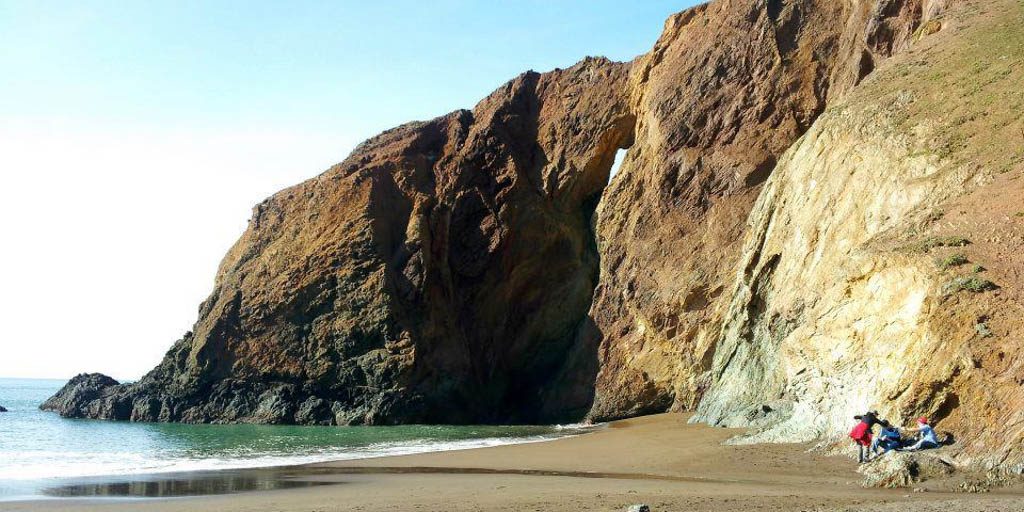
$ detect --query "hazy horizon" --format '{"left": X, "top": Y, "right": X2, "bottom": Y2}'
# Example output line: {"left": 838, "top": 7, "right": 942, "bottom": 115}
{"left": 1, "top": 0, "right": 694, "bottom": 381}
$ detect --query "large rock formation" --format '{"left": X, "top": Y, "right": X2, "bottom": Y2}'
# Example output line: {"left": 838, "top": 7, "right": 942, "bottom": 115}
{"left": 692, "top": 0, "right": 1024, "bottom": 472}
{"left": 583, "top": 0, "right": 942, "bottom": 420}
{"left": 45, "top": 57, "right": 634, "bottom": 425}
{"left": 46, "top": 0, "right": 1024, "bottom": 471}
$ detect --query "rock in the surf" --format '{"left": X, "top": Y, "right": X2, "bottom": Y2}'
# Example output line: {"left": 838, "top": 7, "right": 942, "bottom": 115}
{"left": 40, "top": 373, "right": 121, "bottom": 418}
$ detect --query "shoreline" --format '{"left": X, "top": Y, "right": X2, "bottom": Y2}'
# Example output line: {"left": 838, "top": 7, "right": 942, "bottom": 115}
{"left": 0, "top": 422, "right": 604, "bottom": 500}
{"left": 6, "top": 413, "right": 1024, "bottom": 512}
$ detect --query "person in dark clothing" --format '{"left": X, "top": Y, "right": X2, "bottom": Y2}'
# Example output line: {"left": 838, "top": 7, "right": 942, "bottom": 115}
{"left": 871, "top": 425, "right": 903, "bottom": 456}
{"left": 854, "top": 411, "right": 885, "bottom": 428}
{"left": 849, "top": 410, "right": 888, "bottom": 463}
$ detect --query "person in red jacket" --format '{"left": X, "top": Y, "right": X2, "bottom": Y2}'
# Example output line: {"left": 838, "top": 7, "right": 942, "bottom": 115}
{"left": 849, "top": 410, "right": 887, "bottom": 463}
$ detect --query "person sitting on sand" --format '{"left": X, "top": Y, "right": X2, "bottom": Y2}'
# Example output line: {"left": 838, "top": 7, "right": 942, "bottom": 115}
{"left": 903, "top": 417, "right": 940, "bottom": 451}
{"left": 849, "top": 410, "right": 887, "bottom": 463}
{"left": 871, "top": 424, "right": 902, "bottom": 456}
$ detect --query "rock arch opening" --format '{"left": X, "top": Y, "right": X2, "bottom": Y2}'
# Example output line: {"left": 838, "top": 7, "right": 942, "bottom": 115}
{"left": 608, "top": 148, "right": 628, "bottom": 183}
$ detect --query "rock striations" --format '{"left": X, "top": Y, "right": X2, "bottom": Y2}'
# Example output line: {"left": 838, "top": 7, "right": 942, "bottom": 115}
{"left": 584, "top": 0, "right": 941, "bottom": 421}
{"left": 46, "top": 0, "right": 1024, "bottom": 472}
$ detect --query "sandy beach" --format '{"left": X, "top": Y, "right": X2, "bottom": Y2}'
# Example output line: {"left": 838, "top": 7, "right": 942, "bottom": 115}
{"left": 6, "top": 414, "right": 1023, "bottom": 512}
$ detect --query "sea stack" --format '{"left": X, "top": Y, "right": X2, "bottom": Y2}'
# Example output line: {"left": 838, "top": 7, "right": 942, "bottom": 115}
{"left": 45, "top": 0, "right": 1024, "bottom": 473}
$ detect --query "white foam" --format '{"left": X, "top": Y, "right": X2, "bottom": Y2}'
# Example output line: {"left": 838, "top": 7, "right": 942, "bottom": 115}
{"left": 0, "top": 426, "right": 601, "bottom": 481}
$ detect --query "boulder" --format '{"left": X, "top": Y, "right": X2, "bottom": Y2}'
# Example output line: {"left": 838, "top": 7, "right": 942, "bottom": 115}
{"left": 858, "top": 452, "right": 954, "bottom": 488}
{"left": 40, "top": 373, "right": 120, "bottom": 417}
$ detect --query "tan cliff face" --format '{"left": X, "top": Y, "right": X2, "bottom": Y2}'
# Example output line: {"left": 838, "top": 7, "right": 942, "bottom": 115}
{"left": 694, "top": 0, "right": 1024, "bottom": 470}
{"left": 43, "top": 0, "right": 1024, "bottom": 471}
{"left": 584, "top": 0, "right": 939, "bottom": 420}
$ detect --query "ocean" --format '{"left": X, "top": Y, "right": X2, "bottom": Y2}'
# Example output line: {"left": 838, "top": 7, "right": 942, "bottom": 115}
{"left": 0, "top": 378, "right": 596, "bottom": 500}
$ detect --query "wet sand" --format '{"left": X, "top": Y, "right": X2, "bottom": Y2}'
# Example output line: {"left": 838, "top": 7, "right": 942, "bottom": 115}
{"left": 7, "top": 414, "right": 1024, "bottom": 511}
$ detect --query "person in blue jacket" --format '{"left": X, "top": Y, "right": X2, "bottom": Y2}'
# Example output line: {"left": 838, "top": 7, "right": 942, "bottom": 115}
{"left": 871, "top": 424, "right": 903, "bottom": 456}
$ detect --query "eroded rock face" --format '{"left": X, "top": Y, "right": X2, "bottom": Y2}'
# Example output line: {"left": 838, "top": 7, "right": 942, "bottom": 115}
{"left": 583, "top": 0, "right": 939, "bottom": 421}
{"left": 692, "top": 0, "right": 1024, "bottom": 470}
{"left": 41, "top": 373, "right": 121, "bottom": 418}
{"left": 44, "top": 57, "right": 633, "bottom": 425}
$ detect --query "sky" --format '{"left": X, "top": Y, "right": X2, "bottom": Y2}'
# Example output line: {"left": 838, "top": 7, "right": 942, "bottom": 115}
{"left": 0, "top": 0, "right": 694, "bottom": 381}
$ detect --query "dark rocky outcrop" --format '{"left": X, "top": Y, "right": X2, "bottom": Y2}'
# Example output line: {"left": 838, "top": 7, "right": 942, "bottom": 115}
{"left": 41, "top": 373, "right": 120, "bottom": 418}
{"left": 0, "top": 405, "right": 7, "bottom": 413}
{"left": 45, "top": 57, "right": 634, "bottom": 425}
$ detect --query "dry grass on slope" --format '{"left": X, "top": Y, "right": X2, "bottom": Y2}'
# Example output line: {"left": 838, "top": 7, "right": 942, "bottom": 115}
{"left": 847, "top": 0, "right": 1024, "bottom": 471}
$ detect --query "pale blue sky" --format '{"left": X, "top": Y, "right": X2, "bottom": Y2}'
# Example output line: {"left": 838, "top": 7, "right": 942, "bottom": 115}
{"left": 0, "top": 1, "right": 696, "bottom": 380}
{"left": 2, "top": 1, "right": 690, "bottom": 135}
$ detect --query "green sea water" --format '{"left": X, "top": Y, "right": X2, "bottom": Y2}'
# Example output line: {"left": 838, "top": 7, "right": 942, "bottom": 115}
{"left": 0, "top": 378, "right": 597, "bottom": 500}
